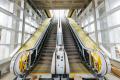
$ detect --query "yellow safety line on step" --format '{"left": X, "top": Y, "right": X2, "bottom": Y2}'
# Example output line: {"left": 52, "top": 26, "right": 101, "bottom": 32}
{"left": 70, "top": 73, "right": 92, "bottom": 78}
{"left": 32, "top": 67, "right": 50, "bottom": 70}
{"left": 31, "top": 72, "right": 50, "bottom": 75}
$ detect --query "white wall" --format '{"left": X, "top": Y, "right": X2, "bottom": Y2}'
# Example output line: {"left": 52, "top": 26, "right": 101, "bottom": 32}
{"left": 74, "top": 0, "right": 120, "bottom": 62}
{"left": 0, "top": 0, "right": 44, "bottom": 60}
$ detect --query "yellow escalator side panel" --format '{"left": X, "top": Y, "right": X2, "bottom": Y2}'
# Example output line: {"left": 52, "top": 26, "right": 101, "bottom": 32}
{"left": 91, "top": 52, "right": 102, "bottom": 72}
{"left": 68, "top": 18, "right": 99, "bottom": 50}
{"left": 19, "top": 52, "right": 29, "bottom": 73}
{"left": 18, "top": 18, "right": 51, "bottom": 53}
{"left": 68, "top": 18, "right": 103, "bottom": 73}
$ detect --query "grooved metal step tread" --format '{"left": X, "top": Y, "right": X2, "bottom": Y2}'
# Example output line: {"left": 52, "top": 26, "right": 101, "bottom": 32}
{"left": 70, "top": 63, "right": 90, "bottom": 73}
{"left": 69, "top": 59, "right": 81, "bottom": 63}
{"left": 40, "top": 56, "right": 52, "bottom": 60}
{"left": 37, "top": 60, "right": 51, "bottom": 64}
{"left": 62, "top": 22, "right": 90, "bottom": 74}
{"left": 66, "top": 49, "right": 78, "bottom": 52}
{"left": 44, "top": 45, "right": 56, "bottom": 47}
{"left": 68, "top": 55, "right": 80, "bottom": 59}
{"left": 41, "top": 53, "right": 53, "bottom": 56}
{"left": 31, "top": 23, "right": 57, "bottom": 74}
{"left": 41, "top": 50, "right": 54, "bottom": 54}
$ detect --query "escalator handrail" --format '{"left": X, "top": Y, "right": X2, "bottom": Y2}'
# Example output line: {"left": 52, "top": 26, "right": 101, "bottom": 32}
{"left": 33, "top": 21, "right": 51, "bottom": 49}
{"left": 67, "top": 20, "right": 111, "bottom": 76}
{"left": 68, "top": 21, "right": 98, "bottom": 52}
{"left": 10, "top": 20, "right": 52, "bottom": 76}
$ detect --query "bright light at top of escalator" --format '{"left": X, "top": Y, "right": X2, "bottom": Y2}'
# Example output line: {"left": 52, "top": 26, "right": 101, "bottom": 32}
{"left": 49, "top": 9, "right": 69, "bottom": 19}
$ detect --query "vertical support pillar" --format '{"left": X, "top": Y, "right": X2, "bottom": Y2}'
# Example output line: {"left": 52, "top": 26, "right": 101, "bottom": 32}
{"left": 92, "top": 0, "right": 99, "bottom": 47}
{"left": 21, "top": 0, "right": 26, "bottom": 45}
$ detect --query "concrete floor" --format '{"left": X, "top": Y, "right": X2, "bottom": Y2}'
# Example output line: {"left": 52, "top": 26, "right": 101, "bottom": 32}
{"left": 0, "top": 73, "right": 15, "bottom": 80}
{"left": 105, "top": 73, "right": 120, "bottom": 80}
{"left": 0, "top": 72, "right": 120, "bottom": 80}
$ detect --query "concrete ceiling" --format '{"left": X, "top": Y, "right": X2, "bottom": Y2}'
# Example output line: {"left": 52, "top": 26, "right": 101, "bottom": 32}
{"left": 31, "top": 0, "right": 91, "bottom": 9}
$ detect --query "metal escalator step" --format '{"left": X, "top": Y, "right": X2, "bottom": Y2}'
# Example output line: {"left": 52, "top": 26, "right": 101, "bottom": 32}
{"left": 48, "top": 36, "right": 56, "bottom": 38}
{"left": 44, "top": 46, "right": 55, "bottom": 48}
{"left": 46, "top": 40, "right": 56, "bottom": 42}
{"left": 45, "top": 42, "right": 56, "bottom": 45}
{"left": 64, "top": 39, "right": 74, "bottom": 40}
{"left": 67, "top": 52, "right": 79, "bottom": 55}
{"left": 48, "top": 38, "right": 56, "bottom": 39}
{"left": 65, "top": 48, "right": 78, "bottom": 51}
{"left": 42, "top": 47, "right": 55, "bottom": 50}
{"left": 46, "top": 39, "right": 56, "bottom": 41}
{"left": 43, "top": 48, "right": 55, "bottom": 50}
{"left": 33, "top": 66, "right": 50, "bottom": 71}
{"left": 63, "top": 37, "right": 73, "bottom": 39}
{"left": 41, "top": 53, "right": 53, "bottom": 56}
{"left": 32, "top": 69, "right": 50, "bottom": 73}
{"left": 44, "top": 41, "right": 56, "bottom": 43}
{"left": 63, "top": 37, "right": 72, "bottom": 38}
{"left": 66, "top": 50, "right": 78, "bottom": 52}
{"left": 70, "top": 63, "right": 90, "bottom": 73}
{"left": 64, "top": 44, "right": 76, "bottom": 46}
{"left": 62, "top": 22, "right": 91, "bottom": 74}
{"left": 47, "top": 37, "right": 56, "bottom": 39}
{"left": 42, "top": 49, "right": 55, "bottom": 52}
{"left": 37, "top": 60, "right": 51, "bottom": 64}
{"left": 45, "top": 37, "right": 56, "bottom": 39}
{"left": 31, "top": 23, "right": 57, "bottom": 74}
{"left": 64, "top": 42, "right": 75, "bottom": 44}
{"left": 68, "top": 55, "right": 80, "bottom": 59}
{"left": 40, "top": 56, "right": 52, "bottom": 60}
{"left": 44, "top": 45, "right": 56, "bottom": 47}
{"left": 45, "top": 42, "right": 55, "bottom": 44}
{"left": 42, "top": 49, "right": 54, "bottom": 51}
{"left": 41, "top": 50, "right": 54, "bottom": 53}
{"left": 44, "top": 42, "right": 56, "bottom": 45}
{"left": 65, "top": 48, "right": 78, "bottom": 50}
{"left": 69, "top": 59, "right": 81, "bottom": 63}
{"left": 35, "top": 64, "right": 51, "bottom": 66}
{"left": 41, "top": 52, "right": 53, "bottom": 54}
{"left": 65, "top": 45, "right": 76, "bottom": 48}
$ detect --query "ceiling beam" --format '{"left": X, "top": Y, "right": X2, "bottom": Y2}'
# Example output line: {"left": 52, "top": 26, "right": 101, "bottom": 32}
{"left": 37, "top": 6, "right": 84, "bottom": 9}
{"left": 44, "top": 9, "right": 51, "bottom": 18}
{"left": 31, "top": 0, "right": 90, "bottom": 9}
{"left": 68, "top": 9, "right": 75, "bottom": 17}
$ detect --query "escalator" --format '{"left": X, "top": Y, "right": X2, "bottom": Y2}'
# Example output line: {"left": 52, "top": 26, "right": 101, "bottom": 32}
{"left": 10, "top": 18, "right": 110, "bottom": 80}
{"left": 31, "top": 22, "right": 57, "bottom": 74}
{"left": 62, "top": 21, "right": 90, "bottom": 74}
{"left": 29, "top": 19, "right": 93, "bottom": 79}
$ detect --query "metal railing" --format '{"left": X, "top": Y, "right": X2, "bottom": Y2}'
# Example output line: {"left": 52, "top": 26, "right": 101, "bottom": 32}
{"left": 67, "top": 19, "right": 111, "bottom": 78}
{"left": 10, "top": 21, "right": 52, "bottom": 79}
